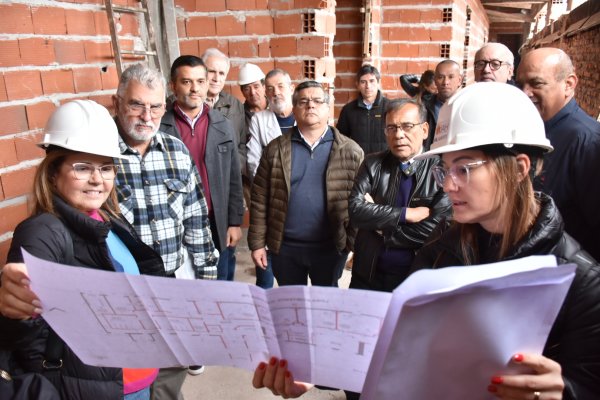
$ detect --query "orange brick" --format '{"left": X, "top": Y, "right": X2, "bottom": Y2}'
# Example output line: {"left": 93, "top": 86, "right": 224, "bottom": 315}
{"left": 336, "top": 9, "right": 361, "bottom": 25}
{"left": 381, "top": 75, "right": 399, "bottom": 90}
{"left": 0, "top": 4, "right": 33, "bottom": 34}
{"left": 388, "top": 26, "right": 430, "bottom": 41}
{"left": 94, "top": 11, "right": 110, "bottom": 36}
{"left": 15, "top": 132, "right": 45, "bottom": 162}
{"left": 54, "top": 40, "right": 86, "bottom": 64}
{"left": 116, "top": 13, "right": 139, "bottom": 36}
{"left": 384, "top": 60, "right": 408, "bottom": 74}
{"left": 31, "top": 6, "right": 67, "bottom": 35}
{"left": 0, "top": 40, "right": 21, "bottom": 67}
{"left": 187, "top": 16, "right": 216, "bottom": 37}
{"left": 228, "top": 39, "right": 259, "bottom": 58}
{"left": 419, "top": 43, "right": 441, "bottom": 57}
{"left": 88, "top": 94, "right": 114, "bottom": 114}
{"left": 73, "top": 67, "right": 103, "bottom": 93}
{"left": 0, "top": 138, "right": 18, "bottom": 168}
{"left": 215, "top": 15, "right": 245, "bottom": 36}
{"left": 26, "top": 102, "right": 56, "bottom": 131}
{"left": 298, "top": 36, "right": 328, "bottom": 58}
{"left": 274, "top": 14, "right": 302, "bottom": 35}
{"left": 84, "top": 41, "right": 113, "bottom": 63}
{"left": 296, "top": 0, "right": 330, "bottom": 7}
{"left": 41, "top": 69, "right": 75, "bottom": 95}
{"left": 406, "top": 60, "right": 431, "bottom": 74}
{"left": 179, "top": 39, "right": 199, "bottom": 56}
{"left": 176, "top": 0, "right": 196, "bottom": 11}
{"left": 333, "top": 42, "right": 361, "bottom": 57}
{"left": 269, "top": 0, "right": 294, "bottom": 10}
{"left": 270, "top": 37, "right": 297, "bottom": 57}
{"left": 273, "top": 61, "right": 303, "bottom": 80}
{"left": 0, "top": 200, "right": 30, "bottom": 234}
{"left": 0, "top": 166, "right": 37, "bottom": 198}
{"left": 65, "top": 9, "right": 96, "bottom": 35}
{"left": 0, "top": 106, "right": 28, "bottom": 136}
{"left": 257, "top": 41, "right": 271, "bottom": 58}
{"left": 421, "top": 9, "right": 442, "bottom": 22}
{"left": 256, "top": 0, "right": 268, "bottom": 7}
{"left": 198, "top": 39, "right": 228, "bottom": 54}
{"left": 246, "top": 15, "right": 273, "bottom": 36}
{"left": 5, "top": 70, "right": 43, "bottom": 101}
{"left": 430, "top": 26, "right": 452, "bottom": 41}
{"left": 195, "top": 0, "right": 226, "bottom": 11}
{"left": 226, "top": 0, "right": 255, "bottom": 10}
{"left": 19, "top": 38, "right": 55, "bottom": 66}
{"left": 0, "top": 75, "right": 6, "bottom": 102}
{"left": 101, "top": 66, "right": 119, "bottom": 90}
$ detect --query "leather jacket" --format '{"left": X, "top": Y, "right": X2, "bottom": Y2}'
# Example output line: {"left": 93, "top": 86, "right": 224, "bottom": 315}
{"left": 412, "top": 193, "right": 600, "bottom": 400}
{"left": 349, "top": 150, "right": 451, "bottom": 283}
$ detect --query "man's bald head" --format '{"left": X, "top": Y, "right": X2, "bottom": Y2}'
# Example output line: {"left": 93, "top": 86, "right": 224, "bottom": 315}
{"left": 517, "top": 47, "right": 577, "bottom": 121}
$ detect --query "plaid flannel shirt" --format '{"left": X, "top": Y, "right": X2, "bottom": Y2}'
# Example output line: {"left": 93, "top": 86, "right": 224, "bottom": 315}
{"left": 114, "top": 131, "right": 218, "bottom": 279}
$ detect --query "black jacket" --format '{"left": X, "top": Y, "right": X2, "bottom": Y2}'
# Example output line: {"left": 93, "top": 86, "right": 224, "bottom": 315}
{"left": 411, "top": 193, "right": 600, "bottom": 400}
{"left": 336, "top": 91, "right": 390, "bottom": 154}
{"left": 1, "top": 196, "right": 165, "bottom": 399}
{"left": 349, "top": 151, "right": 451, "bottom": 283}
{"left": 423, "top": 95, "right": 442, "bottom": 151}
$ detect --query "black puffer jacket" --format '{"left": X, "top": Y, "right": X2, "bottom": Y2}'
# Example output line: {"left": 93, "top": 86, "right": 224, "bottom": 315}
{"left": 411, "top": 193, "right": 600, "bottom": 400}
{"left": 336, "top": 91, "right": 390, "bottom": 154}
{"left": 349, "top": 151, "right": 451, "bottom": 283}
{"left": 1, "top": 196, "right": 165, "bottom": 399}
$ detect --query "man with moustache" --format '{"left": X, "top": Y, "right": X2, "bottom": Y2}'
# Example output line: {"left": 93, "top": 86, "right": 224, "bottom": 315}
{"left": 246, "top": 68, "right": 296, "bottom": 179}
{"left": 159, "top": 55, "right": 244, "bottom": 284}
{"left": 112, "top": 63, "right": 218, "bottom": 400}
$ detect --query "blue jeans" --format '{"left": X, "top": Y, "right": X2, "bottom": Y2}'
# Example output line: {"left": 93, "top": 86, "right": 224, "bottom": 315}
{"left": 216, "top": 246, "right": 236, "bottom": 281}
{"left": 125, "top": 386, "right": 150, "bottom": 400}
{"left": 255, "top": 251, "right": 274, "bottom": 289}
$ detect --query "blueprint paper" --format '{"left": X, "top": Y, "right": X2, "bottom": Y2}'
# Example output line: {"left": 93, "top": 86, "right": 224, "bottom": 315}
{"left": 22, "top": 250, "right": 391, "bottom": 392}
{"left": 361, "top": 257, "right": 576, "bottom": 400}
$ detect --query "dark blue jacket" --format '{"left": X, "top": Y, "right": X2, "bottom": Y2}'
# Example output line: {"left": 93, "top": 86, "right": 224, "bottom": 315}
{"left": 534, "top": 98, "right": 600, "bottom": 260}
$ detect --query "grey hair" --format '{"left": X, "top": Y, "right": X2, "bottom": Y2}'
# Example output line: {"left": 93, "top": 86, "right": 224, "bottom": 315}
{"left": 292, "top": 80, "right": 330, "bottom": 106}
{"left": 116, "top": 63, "right": 166, "bottom": 97}
{"left": 385, "top": 98, "right": 427, "bottom": 123}
{"left": 201, "top": 48, "right": 230, "bottom": 70}
{"left": 265, "top": 68, "right": 292, "bottom": 84}
{"left": 476, "top": 42, "right": 515, "bottom": 65}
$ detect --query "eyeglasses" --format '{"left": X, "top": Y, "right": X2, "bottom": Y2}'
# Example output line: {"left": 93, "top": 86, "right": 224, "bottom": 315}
{"left": 431, "top": 160, "right": 487, "bottom": 187}
{"left": 474, "top": 60, "right": 510, "bottom": 71}
{"left": 71, "top": 163, "right": 118, "bottom": 180}
{"left": 120, "top": 97, "right": 165, "bottom": 117}
{"left": 385, "top": 122, "right": 424, "bottom": 135}
{"left": 296, "top": 98, "right": 327, "bottom": 107}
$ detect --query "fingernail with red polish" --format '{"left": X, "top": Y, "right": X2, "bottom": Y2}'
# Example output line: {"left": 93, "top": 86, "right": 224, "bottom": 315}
{"left": 279, "top": 359, "right": 287, "bottom": 368}
{"left": 487, "top": 385, "right": 498, "bottom": 393}
{"left": 258, "top": 362, "right": 266, "bottom": 370}
{"left": 269, "top": 357, "right": 277, "bottom": 366}
{"left": 491, "top": 376, "right": 503, "bottom": 384}
{"left": 513, "top": 353, "right": 524, "bottom": 362}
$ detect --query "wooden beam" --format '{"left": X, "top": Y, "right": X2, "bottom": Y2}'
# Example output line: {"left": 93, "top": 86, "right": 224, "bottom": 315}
{"left": 486, "top": 9, "right": 534, "bottom": 22}
{"left": 483, "top": 2, "right": 538, "bottom": 10}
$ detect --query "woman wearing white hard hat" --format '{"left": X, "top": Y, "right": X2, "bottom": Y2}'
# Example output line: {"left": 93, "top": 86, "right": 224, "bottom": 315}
{"left": 0, "top": 100, "right": 164, "bottom": 399}
{"left": 410, "top": 82, "right": 600, "bottom": 399}
{"left": 251, "top": 83, "right": 600, "bottom": 400}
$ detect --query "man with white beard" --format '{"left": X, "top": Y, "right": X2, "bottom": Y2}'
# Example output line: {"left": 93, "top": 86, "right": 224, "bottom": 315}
{"left": 245, "top": 68, "right": 295, "bottom": 289}
{"left": 112, "top": 63, "right": 218, "bottom": 399}
{"left": 246, "top": 68, "right": 296, "bottom": 178}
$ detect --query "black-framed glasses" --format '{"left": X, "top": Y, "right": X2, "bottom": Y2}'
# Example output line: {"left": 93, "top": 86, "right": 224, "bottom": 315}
{"left": 297, "top": 98, "right": 327, "bottom": 107}
{"left": 385, "top": 122, "right": 423, "bottom": 135}
{"left": 474, "top": 60, "right": 510, "bottom": 71}
{"left": 119, "top": 96, "right": 165, "bottom": 117}
{"left": 71, "top": 163, "right": 118, "bottom": 180}
{"left": 431, "top": 160, "right": 487, "bottom": 187}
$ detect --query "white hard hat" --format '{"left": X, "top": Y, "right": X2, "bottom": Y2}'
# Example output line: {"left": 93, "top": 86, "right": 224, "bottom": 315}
{"left": 238, "top": 63, "right": 265, "bottom": 86}
{"left": 416, "top": 82, "right": 553, "bottom": 159}
{"left": 39, "top": 100, "right": 123, "bottom": 159}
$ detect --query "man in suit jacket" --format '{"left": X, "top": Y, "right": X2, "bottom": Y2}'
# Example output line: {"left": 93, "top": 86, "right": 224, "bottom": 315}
{"left": 160, "top": 55, "right": 244, "bottom": 283}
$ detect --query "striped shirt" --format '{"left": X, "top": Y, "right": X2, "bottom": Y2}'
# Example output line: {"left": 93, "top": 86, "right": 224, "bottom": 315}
{"left": 114, "top": 131, "right": 218, "bottom": 279}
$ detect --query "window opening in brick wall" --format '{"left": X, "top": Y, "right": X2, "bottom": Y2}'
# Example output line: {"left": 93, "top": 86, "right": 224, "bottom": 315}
{"left": 442, "top": 8, "right": 453, "bottom": 23}
{"left": 303, "top": 12, "right": 316, "bottom": 33}
{"left": 440, "top": 43, "right": 450, "bottom": 58}
{"left": 303, "top": 60, "right": 316, "bottom": 79}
